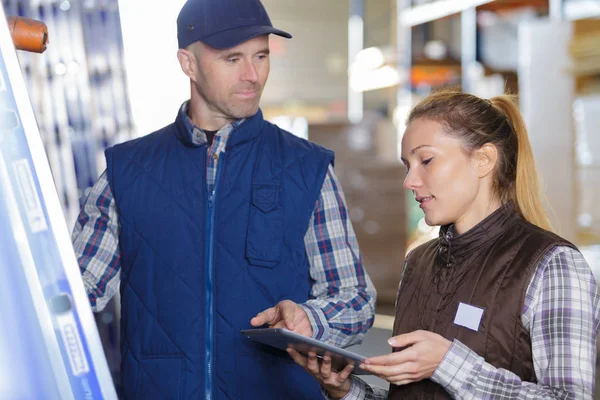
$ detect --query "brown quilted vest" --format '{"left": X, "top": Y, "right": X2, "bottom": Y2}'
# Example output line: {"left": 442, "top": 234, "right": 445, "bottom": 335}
{"left": 388, "top": 203, "right": 575, "bottom": 399}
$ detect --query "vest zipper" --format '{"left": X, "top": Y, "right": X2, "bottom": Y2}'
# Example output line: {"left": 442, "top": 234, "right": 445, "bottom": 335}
{"left": 445, "top": 230, "right": 453, "bottom": 266}
{"left": 205, "top": 154, "right": 225, "bottom": 400}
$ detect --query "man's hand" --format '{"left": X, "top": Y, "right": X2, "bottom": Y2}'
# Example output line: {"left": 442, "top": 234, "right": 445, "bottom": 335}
{"left": 250, "top": 300, "right": 313, "bottom": 337}
{"left": 287, "top": 349, "right": 353, "bottom": 400}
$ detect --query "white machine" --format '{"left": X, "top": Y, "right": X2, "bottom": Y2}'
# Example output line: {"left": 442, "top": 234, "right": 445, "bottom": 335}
{"left": 0, "top": 5, "right": 116, "bottom": 399}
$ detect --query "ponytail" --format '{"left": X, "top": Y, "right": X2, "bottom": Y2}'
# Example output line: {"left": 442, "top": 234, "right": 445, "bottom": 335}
{"left": 490, "top": 95, "right": 553, "bottom": 231}
{"left": 408, "top": 89, "right": 553, "bottom": 232}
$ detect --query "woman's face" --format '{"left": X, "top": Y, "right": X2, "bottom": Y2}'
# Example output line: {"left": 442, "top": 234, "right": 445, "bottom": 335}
{"left": 401, "top": 118, "right": 485, "bottom": 230}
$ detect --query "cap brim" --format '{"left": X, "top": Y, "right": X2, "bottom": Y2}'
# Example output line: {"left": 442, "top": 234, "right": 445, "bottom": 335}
{"left": 200, "top": 25, "right": 292, "bottom": 50}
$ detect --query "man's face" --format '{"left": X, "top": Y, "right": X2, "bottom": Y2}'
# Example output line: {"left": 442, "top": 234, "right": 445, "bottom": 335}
{"left": 191, "top": 35, "right": 270, "bottom": 121}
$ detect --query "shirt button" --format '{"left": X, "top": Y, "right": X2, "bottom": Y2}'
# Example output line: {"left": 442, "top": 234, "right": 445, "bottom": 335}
{"left": 212, "top": 153, "right": 219, "bottom": 161}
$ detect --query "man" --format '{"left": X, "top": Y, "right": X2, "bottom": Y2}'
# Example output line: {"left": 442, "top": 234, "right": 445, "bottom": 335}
{"left": 72, "top": 0, "right": 376, "bottom": 398}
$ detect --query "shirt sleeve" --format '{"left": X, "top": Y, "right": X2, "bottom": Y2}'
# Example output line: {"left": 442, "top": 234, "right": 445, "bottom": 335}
{"left": 301, "top": 164, "right": 377, "bottom": 347}
{"left": 321, "top": 376, "right": 389, "bottom": 400}
{"left": 71, "top": 171, "right": 121, "bottom": 312}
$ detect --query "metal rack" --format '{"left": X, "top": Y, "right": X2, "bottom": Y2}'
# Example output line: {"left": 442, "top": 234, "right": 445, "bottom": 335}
{"left": 2, "top": 0, "right": 133, "bottom": 228}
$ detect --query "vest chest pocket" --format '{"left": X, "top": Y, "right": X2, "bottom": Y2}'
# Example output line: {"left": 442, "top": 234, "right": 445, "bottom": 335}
{"left": 246, "top": 185, "right": 283, "bottom": 268}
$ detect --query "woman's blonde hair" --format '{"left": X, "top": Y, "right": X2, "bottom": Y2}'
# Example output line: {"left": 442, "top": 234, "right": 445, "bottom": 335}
{"left": 407, "top": 89, "right": 552, "bottom": 231}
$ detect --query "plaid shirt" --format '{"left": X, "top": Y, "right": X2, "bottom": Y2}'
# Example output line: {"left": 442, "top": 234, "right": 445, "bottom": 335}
{"left": 334, "top": 246, "right": 600, "bottom": 399}
{"left": 72, "top": 103, "right": 376, "bottom": 347}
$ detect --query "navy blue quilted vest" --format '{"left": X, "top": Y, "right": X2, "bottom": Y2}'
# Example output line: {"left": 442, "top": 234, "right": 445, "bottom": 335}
{"left": 105, "top": 109, "right": 334, "bottom": 399}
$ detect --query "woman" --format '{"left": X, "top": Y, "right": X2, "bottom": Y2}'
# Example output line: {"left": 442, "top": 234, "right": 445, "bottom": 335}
{"left": 288, "top": 90, "right": 600, "bottom": 399}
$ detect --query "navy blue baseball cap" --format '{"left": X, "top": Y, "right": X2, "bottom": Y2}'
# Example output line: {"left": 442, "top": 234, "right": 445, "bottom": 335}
{"left": 177, "top": 0, "right": 292, "bottom": 50}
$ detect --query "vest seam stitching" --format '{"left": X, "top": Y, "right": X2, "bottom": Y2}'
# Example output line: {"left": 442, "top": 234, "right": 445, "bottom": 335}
{"left": 125, "top": 276, "right": 201, "bottom": 367}
{"left": 119, "top": 219, "right": 204, "bottom": 303}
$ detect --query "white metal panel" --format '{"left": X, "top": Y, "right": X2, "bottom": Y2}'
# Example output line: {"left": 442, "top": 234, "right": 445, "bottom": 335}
{"left": 518, "top": 19, "right": 576, "bottom": 241}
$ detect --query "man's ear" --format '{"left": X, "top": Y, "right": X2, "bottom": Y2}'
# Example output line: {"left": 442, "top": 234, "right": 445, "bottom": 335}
{"left": 474, "top": 143, "right": 498, "bottom": 178}
{"left": 177, "top": 48, "right": 198, "bottom": 82}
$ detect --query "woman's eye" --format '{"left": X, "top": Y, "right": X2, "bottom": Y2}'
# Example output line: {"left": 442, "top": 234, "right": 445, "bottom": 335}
{"left": 422, "top": 158, "right": 433, "bottom": 165}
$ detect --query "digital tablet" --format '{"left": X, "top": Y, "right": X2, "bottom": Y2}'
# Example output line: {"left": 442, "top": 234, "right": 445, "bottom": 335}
{"left": 240, "top": 328, "right": 370, "bottom": 375}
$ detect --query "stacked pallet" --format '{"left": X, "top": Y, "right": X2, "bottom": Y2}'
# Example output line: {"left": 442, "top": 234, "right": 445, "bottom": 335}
{"left": 570, "top": 19, "right": 600, "bottom": 249}
{"left": 309, "top": 115, "right": 407, "bottom": 309}
{"left": 570, "top": 19, "right": 600, "bottom": 95}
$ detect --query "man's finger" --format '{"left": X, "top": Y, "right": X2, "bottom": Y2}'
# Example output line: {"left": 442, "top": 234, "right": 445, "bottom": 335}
{"left": 321, "top": 355, "right": 332, "bottom": 379}
{"left": 337, "top": 363, "right": 354, "bottom": 381}
{"left": 306, "top": 351, "right": 319, "bottom": 374}
{"left": 251, "top": 307, "right": 278, "bottom": 326}
{"left": 280, "top": 301, "right": 297, "bottom": 330}
{"left": 272, "top": 320, "right": 287, "bottom": 329}
{"left": 286, "top": 348, "right": 307, "bottom": 368}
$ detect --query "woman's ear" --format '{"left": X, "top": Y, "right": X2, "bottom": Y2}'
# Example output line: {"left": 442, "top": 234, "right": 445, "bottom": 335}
{"left": 474, "top": 143, "right": 498, "bottom": 178}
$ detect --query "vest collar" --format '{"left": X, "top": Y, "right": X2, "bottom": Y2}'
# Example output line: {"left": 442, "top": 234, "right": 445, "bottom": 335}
{"left": 174, "top": 104, "right": 265, "bottom": 149}
{"left": 438, "top": 201, "right": 519, "bottom": 266}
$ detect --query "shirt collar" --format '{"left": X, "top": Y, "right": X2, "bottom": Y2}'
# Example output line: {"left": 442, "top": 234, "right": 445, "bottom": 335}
{"left": 179, "top": 101, "right": 244, "bottom": 146}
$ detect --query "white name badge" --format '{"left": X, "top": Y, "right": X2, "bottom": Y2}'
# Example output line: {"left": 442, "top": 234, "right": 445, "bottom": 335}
{"left": 453, "top": 302, "right": 484, "bottom": 332}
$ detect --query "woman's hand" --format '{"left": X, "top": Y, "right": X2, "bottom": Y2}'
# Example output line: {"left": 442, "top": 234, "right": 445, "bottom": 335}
{"left": 360, "top": 330, "right": 451, "bottom": 386}
{"left": 287, "top": 348, "right": 354, "bottom": 399}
